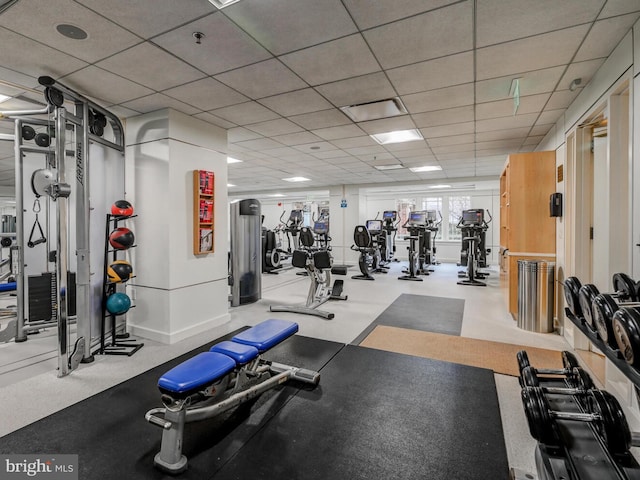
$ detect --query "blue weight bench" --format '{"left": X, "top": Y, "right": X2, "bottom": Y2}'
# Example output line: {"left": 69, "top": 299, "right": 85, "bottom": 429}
{"left": 146, "top": 319, "right": 320, "bottom": 474}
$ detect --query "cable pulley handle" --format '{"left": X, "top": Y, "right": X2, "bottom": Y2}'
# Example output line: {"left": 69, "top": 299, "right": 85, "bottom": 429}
{"left": 27, "top": 213, "right": 46, "bottom": 248}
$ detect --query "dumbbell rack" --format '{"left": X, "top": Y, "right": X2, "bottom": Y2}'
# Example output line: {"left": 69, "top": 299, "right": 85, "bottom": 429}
{"left": 534, "top": 376, "right": 640, "bottom": 480}
{"left": 565, "top": 309, "right": 640, "bottom": 387}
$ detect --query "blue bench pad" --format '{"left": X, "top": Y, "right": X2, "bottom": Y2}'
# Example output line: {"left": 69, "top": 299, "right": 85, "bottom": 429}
{"left": 0, "top": 282, "right": 16, "bottom": 292}
{"left": 158, "top": 352, "right": 236, "bottom": 394}
{"left": 232, "top": 319, "right": 298, "bottom": 353}
{"left": 210, "top": 341, "right": 259, "bottom": 364}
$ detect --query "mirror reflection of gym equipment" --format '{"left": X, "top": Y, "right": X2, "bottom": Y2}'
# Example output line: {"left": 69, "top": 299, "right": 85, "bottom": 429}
{"left": 457, "top": 208, "right": 492, "bottom": 287}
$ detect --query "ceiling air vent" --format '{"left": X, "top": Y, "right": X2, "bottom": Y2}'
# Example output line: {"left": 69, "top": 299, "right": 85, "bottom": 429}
{"left": 340, "top": 97, "right": 408, "bottom": 122}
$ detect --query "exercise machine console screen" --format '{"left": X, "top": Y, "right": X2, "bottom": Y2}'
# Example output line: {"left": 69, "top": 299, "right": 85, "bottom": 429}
{"left": 366, "top": 219, "right": 383, "bottom": 234}
{"left": 408, "top": 211, "right": 427, "bottom": 226}
{"left": 462, "top": 209, "right": 484, "bottom": 226}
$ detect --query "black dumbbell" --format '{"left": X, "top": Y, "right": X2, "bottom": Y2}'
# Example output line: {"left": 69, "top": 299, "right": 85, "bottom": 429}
{"left": 521, "top": 386, "right": 637, "bottom": 455}
{"left": 592, "top": 293, "right": 640, "bottom": 349}
{"left": 516, "top": 350, "right": 579, "bottom": 378}
{"left": 580, "top": 273, "right": 639, "bottom": 328}
{"left": 563, "top": 276, "right": 583, "bottom": 318}
{"left": 521, "top": 365, "right": 595, "bottom": 393}
{"left": 612, "top": 307, "right": 640, "bottom": 367}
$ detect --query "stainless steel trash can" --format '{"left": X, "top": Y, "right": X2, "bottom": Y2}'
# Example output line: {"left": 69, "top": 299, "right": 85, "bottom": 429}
{"left": 517, "top": 260, "right": 555, "bottom": 332}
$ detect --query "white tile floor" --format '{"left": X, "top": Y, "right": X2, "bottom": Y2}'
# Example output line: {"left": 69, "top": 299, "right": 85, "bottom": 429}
{"left": 0, "top": 260, "right": 579, "bottom": 477}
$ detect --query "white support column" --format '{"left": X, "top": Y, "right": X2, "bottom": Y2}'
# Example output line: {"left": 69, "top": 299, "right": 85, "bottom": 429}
{"left": 125, "top": 109, "right": 230, "bottom": 344}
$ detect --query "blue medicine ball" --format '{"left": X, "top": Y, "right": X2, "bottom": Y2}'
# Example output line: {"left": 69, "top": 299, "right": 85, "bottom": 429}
{"left": 106, "top": 292, "right": 131, "bottom": 315}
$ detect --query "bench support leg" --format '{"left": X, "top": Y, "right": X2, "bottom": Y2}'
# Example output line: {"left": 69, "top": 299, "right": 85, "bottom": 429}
{"left": 154, "top": 408, "right": 188, "bottom": 474}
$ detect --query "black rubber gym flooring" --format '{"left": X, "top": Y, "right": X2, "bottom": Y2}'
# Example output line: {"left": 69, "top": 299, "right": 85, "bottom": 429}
{"left": 0, "top": 334, "right": 508, "bottom": 480}
{"left": 352, "top": 294, "right": 465, "bottom": 344}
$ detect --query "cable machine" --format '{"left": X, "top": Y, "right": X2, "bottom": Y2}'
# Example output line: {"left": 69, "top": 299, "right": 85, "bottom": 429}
{"left": 0, "top": 76, "right": 127, "bottom": 376}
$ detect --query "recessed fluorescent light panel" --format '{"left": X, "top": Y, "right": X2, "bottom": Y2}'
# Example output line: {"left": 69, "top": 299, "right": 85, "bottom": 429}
{"left": 370, "top": 129, "right": 423, "bottom": 145}
{"left": 269, "top": 194, "right": 286, "bottom": 197}
{"left": 283, "top": 177, "right": 310, "bottom": 182}
{"left": 208, "top": 0, "right": 241, "bottom": 8}
{"left": 374, "top": 164, "right": 404, "bottom": 171}
{"left": 409, "top": 166, "right": 442, "bottom": 173}
{"left": 340, "top": 97, "right": 408, "bottom": 122}
{"left": 227, "top": 157, "right": 242, "bottom": 164}
{"left": 0, "top": 93, "right": 10, "bottom": 104}
{"left": 428, "top": 184, "right": 451, "bottom": 189}
{"left": 227, "top": 183, "right": 235, "bottom": 187}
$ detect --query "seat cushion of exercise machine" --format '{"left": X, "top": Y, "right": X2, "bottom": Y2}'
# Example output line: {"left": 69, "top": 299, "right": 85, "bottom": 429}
{"left": 158, "top": 352, "right": 236, "bottom": 396}
{"left": 210, "top": 341, "right": 259, "bottom": 364}
{"left": 232, "top": 319, "right": 299, "bottom": 353}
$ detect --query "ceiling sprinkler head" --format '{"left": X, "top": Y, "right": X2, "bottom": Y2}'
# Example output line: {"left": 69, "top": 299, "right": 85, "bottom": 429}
{"left": 193, "top": 32, "right": 205, "bottom": 45}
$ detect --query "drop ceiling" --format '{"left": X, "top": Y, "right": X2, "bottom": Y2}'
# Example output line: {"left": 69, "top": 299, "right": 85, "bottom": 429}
{"left": 0, "top": 0, "right": 637, "bottom": 194}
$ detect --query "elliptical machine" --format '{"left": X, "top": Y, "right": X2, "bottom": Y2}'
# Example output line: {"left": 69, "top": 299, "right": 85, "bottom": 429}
{"left": 380, "top": 210, "right": 400, "bottom": 263}
{"left": 426, "top": 210, "right": 442, "bottom": 266}
{"left": 280, "top": 209, "right": 303, "bottom": 254}
{"left": 456, "top": 209, "right": 491, "bottom": 287}
{"left": 399, "top": 211, "right": 427, "bottom": 281}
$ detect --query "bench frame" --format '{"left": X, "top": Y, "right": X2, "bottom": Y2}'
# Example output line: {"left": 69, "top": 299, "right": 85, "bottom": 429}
{"left": 145, "top": 320, "right": 320, "bottom": 474}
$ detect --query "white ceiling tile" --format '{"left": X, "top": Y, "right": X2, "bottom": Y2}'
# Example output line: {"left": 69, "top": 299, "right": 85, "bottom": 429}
{"left": 331, "top": 136, "right": 379, "bottom": 149}
{"left": 574, "top": 13, "right": 640, "bottom": 62}
{"left": 152, "top": 13, "right": 272, "bottom": 75}
{"left": 214, "top": 59, "right": 307, "bottom": 99}
{"left": 210, "top": 102, "right": 279, "bottom": 124}
{"left": 536, "top": 109, "right": 565, "bottom": 126}
{"left": 235, "top": 138, "right": 285, "bottom": 151}
{"left": 223, "top": 0, "right": 357, "bottom": 55}
{"left": 475, "top": 66, "right": 565, "bottom": 103}
{"left": 393, "top": 148, "right": 435, "bottom": 159}
{"left": 528, "top": 124, "right": 553, "bottom": 137}
{"left": 476, "top": 139, "right": 523, "bottom": 151}
{"left": 362, "top": 153, "right": 396, "bottom": 163}
{"left": 292, "top": 141, "right": 338, "bottom": 153}
{"left": 599, "top": 0, "right": 640, "bottom": 18}
{"left": 77, "top": 0, "right": 212, "bottom": 38}
{"left": 344, "top": 145, "right": 388, "bottom": 156}
{"left": 342, "top": 0, "right": 455, "bottom": 30}
{"left": 0, "top": 0, "right": 140, "bottom": 63}
{"left": 122, "top": 93, "right": 201, "bottom": 115}
{"left": 475, "top": 127, "right": 531, "bottom": 142}
{"left": 402, "top": 83, "right": 474, "bottom": 114}
{"left": 314, "top": 150, "right": 357, "bottom": 159}
{"left": 245, "top": 118, "right": 304, "bottom": 137}
{"left": 427, "top": 134, "right": 476, "bottom": 147}
{"left": 61, "top": 66, "right": 154, "bottom": 104}
{"left": 314, "top": 72, "right": 397, "bottom": 108}
{"left": 109, "top": 105, "right": 142, "bottom": 118}
{"left": 0, "top": 27, "right": 88, "bottom": 79}
{"left": 421, "top": 122, "right": 474, "bottom": 138}
{"left": 476, "top": 94, "right": 550, "bottom": 120}
{"left": 280, "top": 35, "right": 380, "bottom": 86}
{"left": 476, "top": 113, "right": 538, "bottom": 133}
{"left": 523, "top": 136, "right": 546, "bottom": 145}
{"left": 476, "top": 0, "right": 603, "bottom": 47}
{"left": 193, "top": 112, "right": 237, "bottom": 129}
{"left": 412, "top": 106, "right": 474, "bottom": 128}
{"left": 363, "top": 2, "right": 473, "bottom": 69}
{"left": 312, "top": 124, "right": 366, "bottom": 141}
{"left": 98, "top": 42, "right": 205, "bottom": 91}
{"left": 271, "top": 132, "right": 324, "bottom": 146}
{"left": 258, "top": 89, "right": 333, "bottom": 117}
{"left": 163, "top": 77, "right": 248, "bottom": 110}
{"left": 476, "top": 25, "right": 590, "bottom": 80}
{"left": 289, "top": 109, "right": 352, "bottom": 130}
{"left": 431, "top": 144, "right": 475, "bottom": 155}
{"left": 260, "top": 146, "right": 302, "bottom": 157}
{"left": 228, "top": 127, "right": 264, "bottom": 143}
{"left": 545, "top": 90, "right": 580, "bottom": 110}
{"left": 387, "top": 52, "right": 474, "bottom": 95}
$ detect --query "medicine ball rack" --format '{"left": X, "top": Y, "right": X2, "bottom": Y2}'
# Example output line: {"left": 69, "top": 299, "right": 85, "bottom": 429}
{"left": 519, "top": 351, "right": 640, "bottom": 480}
{"left": 95, "top": 213, "right": 142, "bottom": 356}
